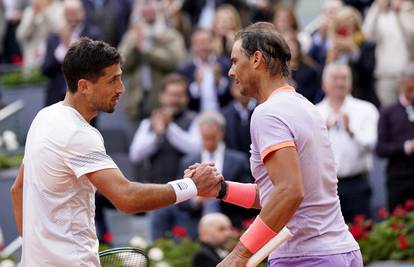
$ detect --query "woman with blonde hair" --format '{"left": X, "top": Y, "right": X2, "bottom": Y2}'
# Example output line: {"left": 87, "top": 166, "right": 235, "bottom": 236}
{"left": 326, "top": 6, "right": 379, "bottom": 107}
{"left": 211, "top": 4, "right": 242, "bottom": 57}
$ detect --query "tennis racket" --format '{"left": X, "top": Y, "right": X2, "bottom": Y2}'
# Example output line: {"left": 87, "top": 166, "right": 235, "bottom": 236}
{"left": 246, "top": 227, "right": 293, "bottom": 267}
{"left": 99, "top": 247, "right": 149, "bottom": 267}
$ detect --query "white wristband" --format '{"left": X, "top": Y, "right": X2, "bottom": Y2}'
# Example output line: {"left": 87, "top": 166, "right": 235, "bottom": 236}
{"left": 168, "top": 178, "right": 198, "bottom": 203}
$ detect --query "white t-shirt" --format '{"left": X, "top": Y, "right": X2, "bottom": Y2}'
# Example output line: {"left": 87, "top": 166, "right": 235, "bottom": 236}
{"left": 21, "top": 102, "right": 118, "bottom": 267}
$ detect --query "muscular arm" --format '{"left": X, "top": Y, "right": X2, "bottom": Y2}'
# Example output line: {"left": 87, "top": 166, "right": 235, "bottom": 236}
{"left": 86, "top": 168, "right": 176, "bottom": 214}
{"left": 221, "top": 147, "right": 304, "bottom": 264}
{"left": 11, "top": 164, "right": 24, "bottom": 237}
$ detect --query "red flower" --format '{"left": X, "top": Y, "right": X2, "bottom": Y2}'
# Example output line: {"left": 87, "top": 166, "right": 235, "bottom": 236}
{"left": 398, "top": 235, "right": 409, "bottom": 249}
{"left": 103, "top": 232, "right": 113, "bottom": 243}
{"left": 392, "top": 205, "right": 407, "bottom": 217}
{"left": 404, "top": 199, "right": 414, "bottom": 211}
{"left": 349, "top": 225, "right": 367, "bottom": 240}
{"left": 354, "top": 214, "right": 365, "bottom": 225}
{"left": 377, "top": 208, "right": 389, "bottom": 219}
{"left": 171, "top": 226, "right": 187, "bottom": 238}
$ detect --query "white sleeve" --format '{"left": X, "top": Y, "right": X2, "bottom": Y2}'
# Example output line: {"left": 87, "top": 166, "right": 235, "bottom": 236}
{"left": 166, "top": 120, "right": 202, "bottom": 155}
{"left": 351, "top": 105, "right": 379, "bottom": 151}
{"left": 129, "top": 119, "right": 160, "bottom": 163}
{"left": 64, "top": 128, "right": 118, "bottom": 178}
{"left": 362, "top": 4, "right": 380, "bottom": 42}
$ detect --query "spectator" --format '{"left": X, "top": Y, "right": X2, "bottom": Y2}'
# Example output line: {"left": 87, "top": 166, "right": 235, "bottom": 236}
{"left": 128, "top": 74, "right": 200, "bottom": 240}
{"left": 309, "top": 0, "right": 343, "bottom": 66}
{"left": 327, "top": 5, "right": 379, "bottom": 107}
{"left": 118, "top": 0, "right": 186, "bottom": 121}
{"left": 0, "top": 1, "right": 5, "bottom": 57}
{"left": 16, "top": 0, "right": 63, "bottom": 72}
{"left": 1, "top": 0, "right": 23, "bottom": 64}
{"left": 376, "top": 62, "right": 414, "bottom": 211}
{"left": 178, "top": 111, "right": 253, "bottom": 236}
{"left": 211, "top": 4, "right": 241, "bottom": 57}
{"left": 182, "top": 0, "right": 221, "bottom": 30}
{"left": 178, "top": 29, "right": 231, "bottom": 112}
{"left": 42, "top": 0, "right": 101, "bottom": 107}
{"left": 192, "top": 213, "right": 233, "bottom": 267}
{"left": 363, "top": 0, "right": 414, "bottom": 106}
{"left": 161, "top": 0, "right": 192, "bottom": 48}
{"left": 283, "top": 31, "right": 323, "bottom": 104}
{"left": 316, "top": 63, "right": 378, "bottom": 222}
{"left": 81, "top": 0, "right": 131, "bottom": 47}
{"left": 222, "top": 82, "right": 256, "bottom": 157}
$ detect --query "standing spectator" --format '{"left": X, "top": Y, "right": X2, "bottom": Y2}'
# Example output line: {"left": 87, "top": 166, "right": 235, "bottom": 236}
{"left": 363, "top": 0, "right": 414, "bottom": 106}
{"left": 283, "top": 31, "right": 323, "bottom": 104}
{"left": 119, "top": 0, "right": 186, "bottom": 121}
{"left": 211, "top": 4, "right": 242, "bottom": 57}
{"left": 16, "top": 0, "right": 63, "bottom": 72}
{"left": 192, "top": 213, "right": 233, "bottom": 267}
{"left": 42, "top": 0, "right": 101, "bottom": 107}
{"left": 179, "top": 111, "right": 253, "bottom": 232}
{"left": 178, "top": 29, "right": 231, "bottom": 112}
{"left": 376, "top": 63, "right": 414, "bottom": 211}
{"left": 327, "top": 6, "right": 379, "bottom": 107}
{"left": 1, "top": 0, "right": 23, "bottom": 64}
{"left": 81, "top": 0, "right": 131, "bottom": 47}
{"left": 316, "top": 63, "right": 378, "bottom": 222}
{"left": 222, "top": 83, "right": 256, "bottom": 157}
{"left": 128, "top": 74, "right": 200, "bottom": 240}
{"left": 309, "top": 0, "right": 343, "bottom": 66}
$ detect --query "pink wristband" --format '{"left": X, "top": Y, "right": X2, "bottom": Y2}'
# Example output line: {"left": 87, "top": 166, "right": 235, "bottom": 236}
{"left": 223, "top": 182, "right": 257, "bottom": 209}
{"left": 240, "top": 216, "right": 277, "bottom": 253}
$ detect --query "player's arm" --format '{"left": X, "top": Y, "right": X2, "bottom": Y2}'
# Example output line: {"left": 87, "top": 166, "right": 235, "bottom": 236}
{"left": 217, "top": 147, "right": 304, "bottom": 266}
{"left": 86, "top": 163, "right": 221, "bottom": 214}
{"left": 10, "top": 164, "right": 24, "bottom": 237}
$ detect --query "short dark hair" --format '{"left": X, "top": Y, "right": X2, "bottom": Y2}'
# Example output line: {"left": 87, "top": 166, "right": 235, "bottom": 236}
{"left": 62, "top": 37, "right": 121, "bottom": 93}
{"left": 235, "top": 22, "right": 291, "bottom": 77}
{"left": 160, "top": 73, "right": 188, "bottom": 93}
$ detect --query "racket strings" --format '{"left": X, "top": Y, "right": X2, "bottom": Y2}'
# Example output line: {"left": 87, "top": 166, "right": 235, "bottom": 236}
{"left": 100, "top": 249, "right": 149, "bottom": 267}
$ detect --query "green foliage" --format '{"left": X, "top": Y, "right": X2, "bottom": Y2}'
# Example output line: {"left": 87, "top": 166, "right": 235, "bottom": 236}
{"left": 350, "top": 200, "right": 414, "bottom": 264}
{"left": 148, "top": 238, "right": 200, "bottom": 267}
{"left": 0, "top": 154, "right": 23, "bottom": 170}
{"left": 0, "top": 69, "right": 47, "bottom": 87}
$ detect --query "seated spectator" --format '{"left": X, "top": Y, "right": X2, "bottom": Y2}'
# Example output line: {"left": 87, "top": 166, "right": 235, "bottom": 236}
{"left": 128, "top": 73, "right": 200, "bottom": 241}
{"left": 178, "top": 111, "right": 254, "bottom": 236}
{"left": 283, "top": 31, "right": 323, "bottom": 104}
{"left": 222, "top": 83, "right": 256, "bottom": 157}
{"left": 42, "top": 0, "right": 101, "bottom": 107}
{"left": 376, "top": 62, "right": 414, "bottom": 211}
{"left": 16, "top": 0, "right": 63, "bottom": 72}
{"left": 326, "top": 6, "right": 379, "bottom": 107}
{"left": 192, "top": 213, "right": 232, "bottom": 267}
{"left": 363, "top": 0, "right": 414, "bottom": 106}
{"left": 118, "top": 0, "right": 186, "bottom": 121}
{"left": 178, "top": 29, "right": 231, "bottom": 112}
{"left": 316, "top": 63, "right": 378, "bottom": 222}
{"left": 80, "top": 0, "right": 130, "bottom": 47}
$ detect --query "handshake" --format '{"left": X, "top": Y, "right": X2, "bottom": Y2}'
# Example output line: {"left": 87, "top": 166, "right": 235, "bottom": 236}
{"left": 183, "top": 162, "right": 224, "bottom": 198}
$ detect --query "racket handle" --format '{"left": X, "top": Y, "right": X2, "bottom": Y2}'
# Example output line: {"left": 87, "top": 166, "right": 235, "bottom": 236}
{"left": 246, "top": 227, "right": 293, "bottom": 267}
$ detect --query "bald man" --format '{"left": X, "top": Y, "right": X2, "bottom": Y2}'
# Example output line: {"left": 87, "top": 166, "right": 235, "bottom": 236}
{"left": 192, "top": 213, "right": 233, "bottom": 267}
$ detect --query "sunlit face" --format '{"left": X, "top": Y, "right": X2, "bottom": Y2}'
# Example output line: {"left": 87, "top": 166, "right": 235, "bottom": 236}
{"left": 160, "top": 82, "right": 188, "bottom": 115}
{"left": 323, "top": 66, "right": 351, "bottom": 99}
{"left": 402, "top": 77, "right": 414, "bottom": 105}
{"left": 228, "top": 40, "right": 258, "bottom": 98}
{"left": 87, "top": 63, "right": 124, "bottom": 113}
{"left": 200, "top": 123, "right": 223, "bottom": 153}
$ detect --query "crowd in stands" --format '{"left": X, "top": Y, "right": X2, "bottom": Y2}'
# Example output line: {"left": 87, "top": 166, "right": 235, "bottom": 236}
{"left": 1, "top": 0, "right": 414, "bottom": 260}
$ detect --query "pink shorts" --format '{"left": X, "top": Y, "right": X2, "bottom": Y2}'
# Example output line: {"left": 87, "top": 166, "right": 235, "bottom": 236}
{"left": 268, "top": 250, "right": 363, "bottom": 267}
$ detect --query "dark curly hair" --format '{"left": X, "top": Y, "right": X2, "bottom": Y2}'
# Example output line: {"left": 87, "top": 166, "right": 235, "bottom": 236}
{"left": 62, "top": 37, "right": 121, "bottom": 93}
